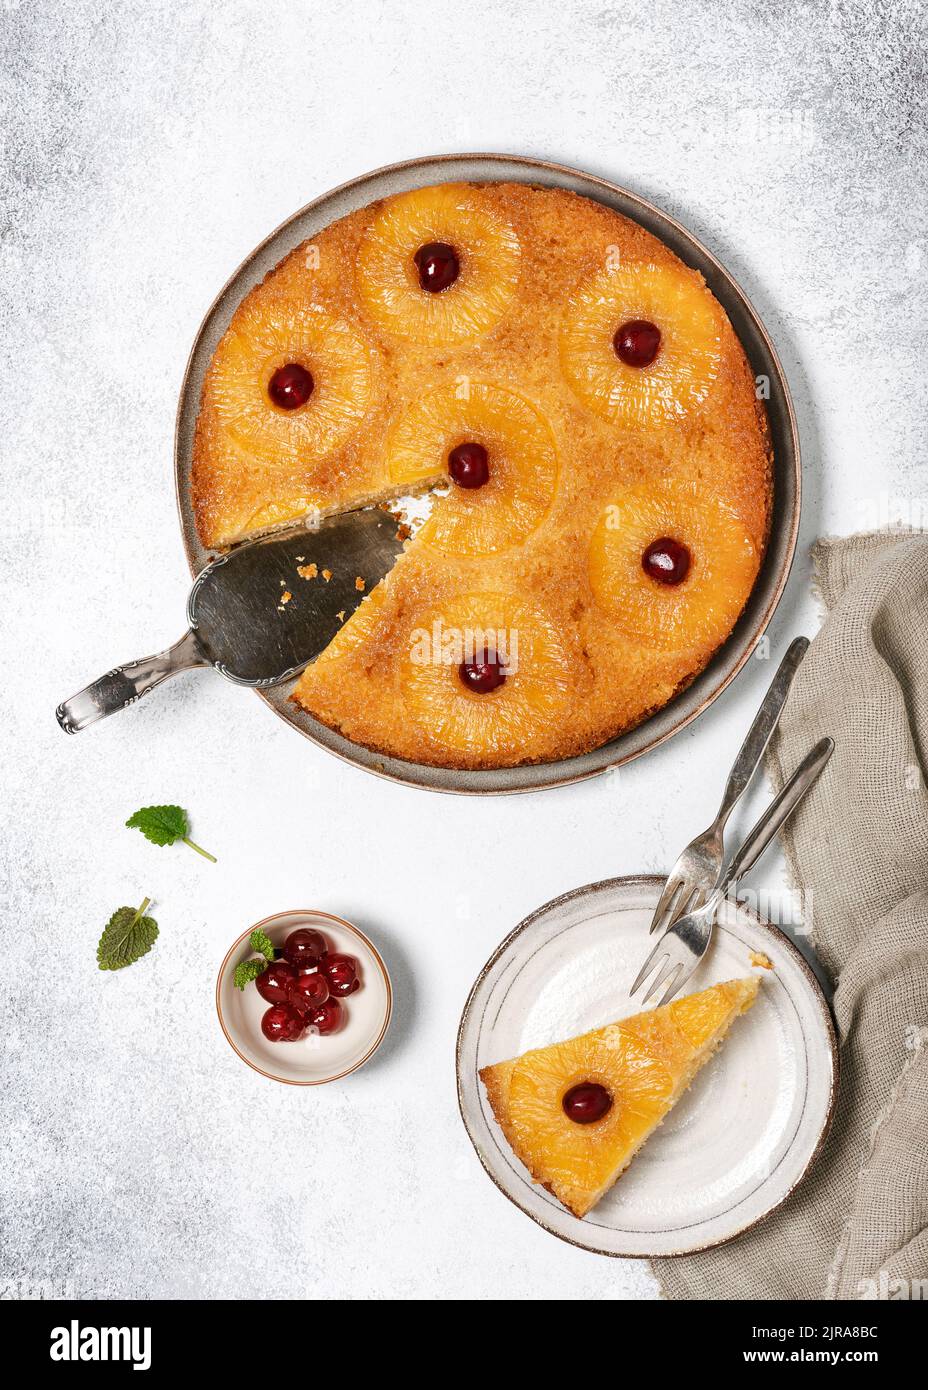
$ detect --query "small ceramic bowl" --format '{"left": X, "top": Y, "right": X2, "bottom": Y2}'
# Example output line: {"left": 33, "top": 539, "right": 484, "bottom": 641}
{"left": 217, "top": 910, "right": 392, "bottom": 1084}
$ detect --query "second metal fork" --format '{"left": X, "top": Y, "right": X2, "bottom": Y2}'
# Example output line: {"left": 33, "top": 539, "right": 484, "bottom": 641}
{"left": 647, "top": 636, "right": 809, "bottom": 937}
{"left": 631, "top": 735, "right": 834, "bottom": 1005}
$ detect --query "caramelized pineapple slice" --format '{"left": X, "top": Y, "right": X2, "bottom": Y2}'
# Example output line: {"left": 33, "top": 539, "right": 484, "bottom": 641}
{"left": 386, "top": 383, "right": 558, "bottom": 556}
{"left": 505, "top": 1028, "right": 673, "bottom": 1217}
{"left": 588, "top": 478, "right": 759, "bottom": 653}
{"left": 207, "top": 294, "right": 374, "bottom": 458}
{"left": 559, "top": 262, "right": 722, "bottom": 426}
{"left": 356, "top": 185, "right": 520, "bottom": 345}
{"left": 481, "top": 977, "right": 759, "bottom": 1218}
{"left": 400, "top": 591, "right": 572, "bottom": 760}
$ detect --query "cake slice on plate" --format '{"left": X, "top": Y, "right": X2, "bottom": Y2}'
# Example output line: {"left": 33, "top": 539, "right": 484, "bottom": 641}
{"left": 480, "top": 976, "right": 759, "bottom": 1218}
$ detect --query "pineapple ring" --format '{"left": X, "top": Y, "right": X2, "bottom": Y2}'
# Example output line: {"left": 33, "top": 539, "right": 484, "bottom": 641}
{"left": 506, "top": 1027, "right": 673, "bottom": 1200}
{"left": 386, "top": 383, "right": 558, "bottom": 556}
{"left": 209, "top": 297, "right": 374, "bottom": 458}
{"left": 560, "top": 262, "right": 722, "bottom": 426}
{"left": 400, "top": 592, "right": 572, "bottom": 759}
{"left": 589, "top": 479, "right": 759, "bottom": 652}
{"left": 357, "top": 185, "right": 521, "bottom": 346}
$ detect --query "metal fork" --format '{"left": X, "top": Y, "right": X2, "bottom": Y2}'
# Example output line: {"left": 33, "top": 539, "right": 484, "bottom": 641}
{"left": 631, "top": 735, "right": 834, "bottom": 1006}
{"left": 648, "top": 636, "right": 809, "bottom": 937}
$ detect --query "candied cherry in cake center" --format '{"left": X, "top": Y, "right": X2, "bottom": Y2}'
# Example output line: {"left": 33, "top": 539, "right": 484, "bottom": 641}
{"left": 413, "top": 241, "right": 460, "bottom": 293}
{"left": 613, "top": 319, "right": 662, "bottom": 368}
{"left": 268, "top": 362, "right": 314, "bottom": 410}
{"left": 642, "top": 536, "right": 691, "bottom": 586}
{"left": 459, "top": 648, "right": 507, "bottom": 695}
{"left": 562, "top": 1082, "right": 613, "bottom": 1124}
{"left": 448, "top": 441, "right": 490, "bottom": 489}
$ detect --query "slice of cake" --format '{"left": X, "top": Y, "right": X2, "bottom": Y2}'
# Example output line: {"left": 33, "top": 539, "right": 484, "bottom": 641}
{"left": 480, "top": 976, "right": 759, "bottom": 1218}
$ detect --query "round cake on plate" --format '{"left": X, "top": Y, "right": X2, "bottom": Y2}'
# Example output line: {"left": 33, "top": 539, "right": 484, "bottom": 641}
{"left": 192, "top": 182, "right": 772, "bottom": 769}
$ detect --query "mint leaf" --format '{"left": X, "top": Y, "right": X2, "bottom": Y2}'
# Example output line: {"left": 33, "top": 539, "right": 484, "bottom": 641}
{"left": 249, "top": 928, "right": 276, "bottom": 963}
{"left": 126, "top": 805, "right": 216, "bottom": 862}
{"left": 97, "top": 897, "right": 159, "bottom": 971}
{"left": 233, "top": 958, "right": 267, "bottom": 991}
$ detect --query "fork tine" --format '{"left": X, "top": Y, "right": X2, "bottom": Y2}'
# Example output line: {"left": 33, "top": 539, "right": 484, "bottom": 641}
{"left": 656, "top": 963, "right": 689, "bottom": 1006}
{"left": 629, "top": 940, "right": 669, "bottom": 998}
{"left": 642, "top": 955, "right": 685, "bottom": 1006}
{"left": 648, "top": 877, "right": 685, "bottom": 936}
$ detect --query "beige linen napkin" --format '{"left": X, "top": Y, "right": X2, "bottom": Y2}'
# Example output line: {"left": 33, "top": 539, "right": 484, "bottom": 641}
{"left": 653, "top": 533, "right": 928, "bottom": 1301}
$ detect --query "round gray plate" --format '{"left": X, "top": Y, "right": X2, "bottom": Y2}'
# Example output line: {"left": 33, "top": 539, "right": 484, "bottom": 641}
{"left": 175, "top": 154, "right": 800, "bottom": 794}
{"left": 457, "top": 876, "right": 837, "bottom": 1257}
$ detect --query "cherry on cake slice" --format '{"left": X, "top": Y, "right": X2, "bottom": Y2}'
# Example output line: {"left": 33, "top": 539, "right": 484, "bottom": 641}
{"left": 480, "top": 976, "right": 759, "bottom": 1218}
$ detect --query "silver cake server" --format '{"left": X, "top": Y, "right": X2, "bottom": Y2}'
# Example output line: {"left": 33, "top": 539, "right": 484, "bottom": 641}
{"left": 56, "top": 509, "right": 405, "bottom": 733}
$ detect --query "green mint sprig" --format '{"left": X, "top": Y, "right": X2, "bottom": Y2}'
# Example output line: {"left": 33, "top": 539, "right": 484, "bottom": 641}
{"left": 232, "top": 930, "right": 277, "bottom": 990}
{"left": 126, "top": 805, "right": 216, "bottom": 862}
{"left": 233, "top": 958, "right": 266, "bottom": 990}
{"left": 249, "top": 929, "right": 275, "bottom": 963}
{"left": 97, "top": 897, "right": 159, "bottom": 971}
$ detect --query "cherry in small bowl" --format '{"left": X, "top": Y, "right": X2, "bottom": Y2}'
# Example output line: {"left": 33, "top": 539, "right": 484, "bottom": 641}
{"left": 283, "top": 928, "right": 327, "bottom": 969}
{"left": 321, "top": 952, "right": 360, "bottom": 997}
{"left": 255, "top": 959, "right": 296, "bottom": 1005}
{"left": 261, "top": 1004, "right": 305, "bottom": 1043}
{"left": 288, "top": 972, "right": 330, "bottom": 1012}
{"left": 306, "top": 999, "right": 343, "bottom": 1036}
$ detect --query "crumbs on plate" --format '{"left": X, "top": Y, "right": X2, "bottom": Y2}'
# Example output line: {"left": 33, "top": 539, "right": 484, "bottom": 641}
{"left": 749, "top": 950, "right": 774, "bottom": 970}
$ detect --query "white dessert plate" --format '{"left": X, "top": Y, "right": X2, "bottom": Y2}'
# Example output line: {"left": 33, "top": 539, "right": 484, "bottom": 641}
{"left": 217, "top": 910, "right": 392, "bottom": 1085}
{"left": 457, "top": 876, "right": 837, "bottom": 1258}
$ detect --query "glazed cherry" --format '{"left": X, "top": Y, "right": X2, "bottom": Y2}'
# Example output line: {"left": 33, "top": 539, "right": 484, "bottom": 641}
{"left": 321, "top": 953, "right": 359, "bottom": 996}
{"left": 255, "top": 959, "right": 296, "bottom": 1005}
{"left": 613, "top": 319, "right": 661, "bottom": 368}
{"left": 642, "top": 536, "right": 691, "bottom": 586}
{"left": 562, "top": 1082, "right": 613, "bottom": 1124}
{"left": 261, "top": 1004, "right": 304, "bottom": 1042}
{"left": 287, "top": 972, "right": 330, "bottom": 1012}
{"left": 459, "top": 649, "right": 506, "bottom": 694}
{"left": 282, "top": 928, "right": 327, "bottom": 969}
{"left": 413, "top": 241, "right": 460, "bottom": 293}
{"left": 448, "top": 441, "right": 490, "bottom": 489}
{"left": 306, "top": 999, "right": 343, "bottom": 1035}
{"left": 268, "top": 362, "right": 314, "bottom": 410}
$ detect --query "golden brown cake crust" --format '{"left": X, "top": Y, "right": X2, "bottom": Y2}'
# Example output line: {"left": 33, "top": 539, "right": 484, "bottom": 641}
{"left": 193, "top": 182, "right": 772, "bottom": 769}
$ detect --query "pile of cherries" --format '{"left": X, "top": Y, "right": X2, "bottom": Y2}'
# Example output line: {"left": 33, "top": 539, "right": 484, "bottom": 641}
{"left": 254, "top": 928, "right": 361, "bottom": 1042}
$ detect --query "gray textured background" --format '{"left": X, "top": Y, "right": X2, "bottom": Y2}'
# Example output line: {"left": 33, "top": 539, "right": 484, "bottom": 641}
{"left": 1, "top": 0, "right": 926, "bottom": 1300}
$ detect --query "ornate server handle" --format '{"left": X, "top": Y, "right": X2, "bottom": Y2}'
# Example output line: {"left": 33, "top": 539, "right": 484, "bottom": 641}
{"left": 56, "top": 630, "right": 209, "bottom": 733}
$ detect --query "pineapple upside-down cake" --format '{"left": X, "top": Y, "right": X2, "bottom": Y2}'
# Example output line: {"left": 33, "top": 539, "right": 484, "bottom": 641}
{"left": 193, "top": 183, "right": 772, "bottom": 768}
{"left": 480, "top": 976, "right": 760, "bottom": 1218}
